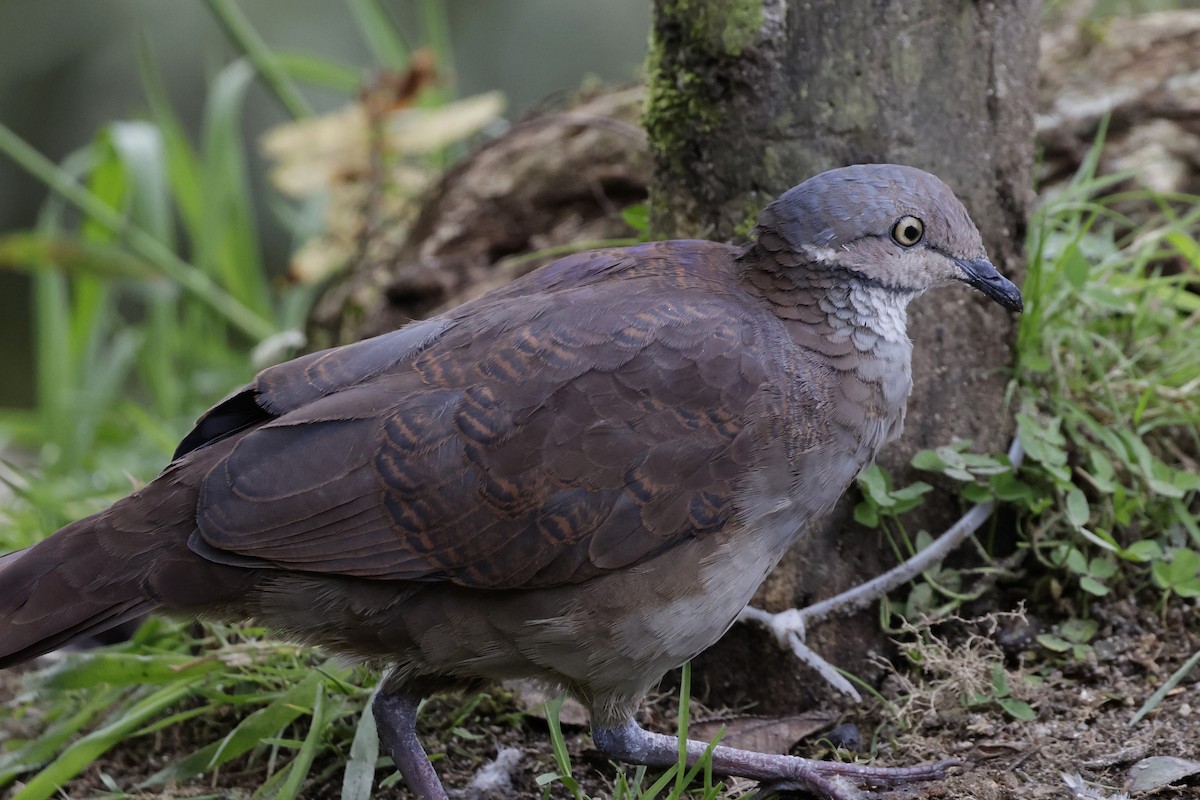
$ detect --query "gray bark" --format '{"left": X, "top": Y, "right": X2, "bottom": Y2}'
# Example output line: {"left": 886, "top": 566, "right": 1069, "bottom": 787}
{"left": 646, "top": 0, "right": 1040, "bottom": 708}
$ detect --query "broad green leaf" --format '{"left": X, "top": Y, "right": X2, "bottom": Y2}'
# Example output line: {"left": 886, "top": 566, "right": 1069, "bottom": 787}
{"left": 1060, "top": 618, "right": 1098, "bottom": 643}
{"left": 905, "top": 582, "right": 934, "bottom": 616}
{"left": 962, "top": 483, "right": 992, "bottom": 504}
{"left": 1037, "top": 634, "right": 1071, "bottom": 653}
{"left": 1169, "top": 548, "right": 1200, "bottom": 583}
{"left": 911, "top": 449, "right": 947, "bottom": 472}
{"left": 1061, "top": 242, "right": 1090, "bottom": 289}
{"left": 1121, "top": 539, "right": 1163, "bottom": 563}
{"left": 1086, "top": 456, "right": 1117, "bottom": 494}
{"left": 1152, "top": 560, "right": 1172, "bottom": 591}
{"left": 990, "top": 471, "right": 1033, "bottom": 502}
{"left": 1174, "top": 579, "right": 1200, "bottom": 598}
{"left": 853, "top": 501, "right": 879, "bottom": 528}
{"left": 998, "top": 698, "right": 1037, "bottom": 721}
{"left": 1065, "top": 488, "right": 1089, "bottom": 528}
{"left": 620, "top": 203, "right": 649, "bottom": 238}
{"left": 990, "top": 663, "right": 1010, "bottom": 697}
{"left": 857, "top": 464, "right": 892, "bottom": 507}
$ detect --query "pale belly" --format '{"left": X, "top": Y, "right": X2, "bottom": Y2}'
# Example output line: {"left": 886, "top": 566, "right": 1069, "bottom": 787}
{"left": 253, "top": 495, "right": 811, "bottom": 727}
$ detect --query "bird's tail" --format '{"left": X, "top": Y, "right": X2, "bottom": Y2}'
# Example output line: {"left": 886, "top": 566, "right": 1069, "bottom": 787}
{"left": 0, "top": 460, "right": 258, "bottom": 669}
{"left": 0, "top": 511, "right": 153, "bottom": 668}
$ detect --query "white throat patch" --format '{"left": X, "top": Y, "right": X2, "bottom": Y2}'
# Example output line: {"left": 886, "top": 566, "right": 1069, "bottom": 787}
{"left": 824, "top": 279, "right": 913, "bottom": 345}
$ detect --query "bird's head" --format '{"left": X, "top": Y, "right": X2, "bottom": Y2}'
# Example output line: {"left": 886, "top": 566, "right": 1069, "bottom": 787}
{"left": 755, "top": 163, "right": 1022, "bottom": 311}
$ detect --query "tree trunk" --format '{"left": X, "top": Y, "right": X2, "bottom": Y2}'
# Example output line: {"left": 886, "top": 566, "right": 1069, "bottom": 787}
{"left": 646, "top": 0, "right": 1040, "bottom": 709}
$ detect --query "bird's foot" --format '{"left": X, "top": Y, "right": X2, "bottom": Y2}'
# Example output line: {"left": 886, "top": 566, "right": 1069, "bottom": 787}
{"left": 737, "top": 606, "right": 860, "bottom": 700}
{"left": 594, "top": 720, "right": 958, "bottom": 800}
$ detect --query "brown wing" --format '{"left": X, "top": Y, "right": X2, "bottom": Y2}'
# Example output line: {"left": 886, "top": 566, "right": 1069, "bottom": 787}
{"left": 190, "top": 243, "right": 773, "bottom": 588}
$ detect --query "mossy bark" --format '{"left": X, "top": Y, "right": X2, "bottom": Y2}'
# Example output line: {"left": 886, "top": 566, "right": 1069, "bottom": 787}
{"left": 646, "top": 0, "right": 1041, "bottom": 709}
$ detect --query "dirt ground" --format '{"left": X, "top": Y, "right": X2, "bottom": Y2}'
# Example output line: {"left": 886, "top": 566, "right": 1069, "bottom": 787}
{"left": 2, "top": 595, "right": 1197, "bottom": 799}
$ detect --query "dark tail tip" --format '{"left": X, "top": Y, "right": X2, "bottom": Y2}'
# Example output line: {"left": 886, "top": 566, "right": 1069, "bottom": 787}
{"left": 0, "top": 526, "right": 150, "bottom": 668}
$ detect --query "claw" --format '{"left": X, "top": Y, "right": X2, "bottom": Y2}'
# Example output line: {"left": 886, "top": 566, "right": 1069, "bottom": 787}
{"left": 756, "top": 758, "right": 961, "bottom": 799}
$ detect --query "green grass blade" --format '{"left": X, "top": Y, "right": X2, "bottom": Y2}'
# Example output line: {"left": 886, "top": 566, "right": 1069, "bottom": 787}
{"left": 346, "top": 0, "right": 409, "bottom": 68}
{"left": 203, "top": 0, "right": 313, "bottom": 119}
{"left": 0, "top": 120, "right": 273, "bottom": 340}
{"left": 12, "top": 679, "right": 201, "bottom": 800}
{"left": 420, "top": 0, "right": 454, "bottom": 96}
{"left": 542, "top": 696, "right": 583, "bottom": 797}
{"left": 138, "top": 38, "right": 205, "bottom": 244}
{"left": 677, "top": 728, "right": 724, "bottom": 797}
{"left": 673, "top": 661, "right": 691, "bottom": 797}
{"left": 273, "top": 51, "right": 362, "bottom": 93}
{"left": 32, "top": 268, "right": 75, "bottom": 465}
{"left": 0, "top": 121, "right": 276, "bottom": 341}
{"left": 1130, "top": 647, "right": 1200, "bottom": 726}
{"left": 39, "top": 652, "right": 225, "bottom": 690}
{"left": 341, "top": 694, "right": 380, "bottom": 800}
{"left": 199, "top": 58, "right": 271, "bottom": 315}
{"left": 640, "top": 763, "right": 680, "bottom": 798}
{"left": 545, "top": 696, "right": 573, "bottom": 776}
{"left": 106, "top": 121, "right": 175, "bottom": 246}
{"left": 0, "top": 234, "right": 157, "bottom": 279}
{"left": 140, "top": 670, "right": 322, "bottom": 786}
{"left": 0, "top": 687, "right": 123, "bottom": 787}
{"left": 271, "top": 682, "right": 328, "bottom": 800}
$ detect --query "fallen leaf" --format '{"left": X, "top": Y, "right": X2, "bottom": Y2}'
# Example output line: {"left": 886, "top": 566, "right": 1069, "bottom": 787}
{"left": 1126, "top": 755, "right": 1200, "bottom": 794}
{"left": 689, "top": 713, "right": 835, "bottom": 754}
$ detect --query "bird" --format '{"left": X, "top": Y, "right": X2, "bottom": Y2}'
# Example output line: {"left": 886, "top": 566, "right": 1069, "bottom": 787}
{"left": 0, "top": 163, "right": 1021, "bottom": 799}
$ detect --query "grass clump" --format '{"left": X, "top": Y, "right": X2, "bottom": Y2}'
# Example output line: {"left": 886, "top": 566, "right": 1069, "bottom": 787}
{"left": 858, "top": 139, "right": 1199, "bottom": 628}
{"left": 1014, "top": 167, "right": 1200, "bottom": 604}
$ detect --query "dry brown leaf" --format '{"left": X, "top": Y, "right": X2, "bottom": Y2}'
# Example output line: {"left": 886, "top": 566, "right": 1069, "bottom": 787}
{"left": 688, "top": 712, "right": 835, "bottom": 754}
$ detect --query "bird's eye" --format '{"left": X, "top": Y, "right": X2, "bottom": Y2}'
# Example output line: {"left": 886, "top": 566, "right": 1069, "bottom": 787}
{"left": 891, "top": 216, "right": 924, "bottom": 247}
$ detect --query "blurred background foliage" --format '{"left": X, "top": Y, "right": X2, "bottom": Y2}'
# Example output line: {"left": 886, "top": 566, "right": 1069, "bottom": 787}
{"left": 0, "top": 0, "right": 649, "bottom": 550}
{"left": 0, "top": 0, "right": 650, "bottom": 407}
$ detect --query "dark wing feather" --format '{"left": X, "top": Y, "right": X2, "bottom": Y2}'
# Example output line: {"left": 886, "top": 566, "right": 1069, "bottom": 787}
{"left": 173, "top": 246, "right": 637, "bottom": 460}
{"left": 192, "top": 242, "right": 772, "bottom": 588}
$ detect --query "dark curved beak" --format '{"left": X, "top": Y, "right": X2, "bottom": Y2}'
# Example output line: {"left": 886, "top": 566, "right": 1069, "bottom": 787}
{"left": 955, "top": 257, "right": 1023, "bottom": 312}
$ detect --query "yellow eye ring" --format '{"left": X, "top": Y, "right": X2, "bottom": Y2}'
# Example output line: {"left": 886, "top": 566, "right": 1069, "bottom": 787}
{"left": 891, "top": 216, "right": 924, "bottom": 247}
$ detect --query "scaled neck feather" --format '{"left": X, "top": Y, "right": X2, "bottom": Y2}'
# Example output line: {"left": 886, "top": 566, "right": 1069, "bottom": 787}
{"left": 738, "top": 241, "right": 916, "bottom": 459}
{"left": 737, "top": 242, "right": 917, "bottom": 353}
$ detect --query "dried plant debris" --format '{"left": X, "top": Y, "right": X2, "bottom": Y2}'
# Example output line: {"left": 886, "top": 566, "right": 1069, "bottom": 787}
{"left": 260, "top": 50, "right": 505, "bottom": 286}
